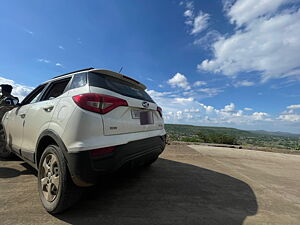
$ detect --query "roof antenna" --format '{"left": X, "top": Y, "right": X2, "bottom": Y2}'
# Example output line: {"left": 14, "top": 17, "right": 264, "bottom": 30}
{"left": 118, "top": 66, "right": 123, "bottom": 73}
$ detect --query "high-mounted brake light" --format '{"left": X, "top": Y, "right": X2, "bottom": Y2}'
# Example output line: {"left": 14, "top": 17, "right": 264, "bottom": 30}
{"left": 157, "top": 106, "right": 163, "bottom": 118}
{"left": 72, "top": 93, "right": 128, "bottom": 114}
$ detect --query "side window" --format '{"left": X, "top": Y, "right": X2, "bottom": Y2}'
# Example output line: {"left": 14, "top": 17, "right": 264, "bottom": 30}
{"left": 42, "top": 78, "right": 71, "bottom": 101}
{"left": 69, "top": 73, "right": 87, "bottom": 90}
{"left": 21, "top": 84, "right": 47, "bottom": 105}
{"left": 29, "top": 91, "right": 44, "bottom": 104}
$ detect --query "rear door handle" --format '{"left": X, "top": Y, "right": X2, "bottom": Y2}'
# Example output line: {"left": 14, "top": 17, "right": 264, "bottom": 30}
{"left": 43, "top": 106, "right": 54, "bottom": 112}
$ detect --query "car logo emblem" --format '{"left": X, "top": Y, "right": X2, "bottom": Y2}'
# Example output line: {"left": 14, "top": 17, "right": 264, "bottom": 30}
{"left": 142, "top": 102, "right": 149, "bottom": 108}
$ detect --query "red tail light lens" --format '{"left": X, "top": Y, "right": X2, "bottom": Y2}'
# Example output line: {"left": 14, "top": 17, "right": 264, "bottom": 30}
{"left": 157, "top": 106, "right": 163, "bottom": 118}
{"left": 73, "top": 93, "right": 128, "bottom": 114}
{"left": 91, "top": 146, "right": 115, "bottom": 157}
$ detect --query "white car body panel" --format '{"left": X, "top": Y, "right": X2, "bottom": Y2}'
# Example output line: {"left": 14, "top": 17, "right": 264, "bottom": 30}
{"left": 5, "top": 105, "right": 31, "bottom": 151}
{"left": 3, "top": 69, "right": 166, "bottom": 156}
{"left": 89, "top": 86, "right": 164, "bottom": 136}
{"left": 21, "top": 99, "right": 59, "bottom": 153}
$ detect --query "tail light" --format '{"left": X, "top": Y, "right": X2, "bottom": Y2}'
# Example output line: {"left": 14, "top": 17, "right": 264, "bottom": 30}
{"left": 91, "top": 146, "right": 115, "bottom": 157}
{"left": 73, "top": 93, "right": 128, "bottom": 114}
{"left": 157, "top": 106, "right": 163, "bottom": 118}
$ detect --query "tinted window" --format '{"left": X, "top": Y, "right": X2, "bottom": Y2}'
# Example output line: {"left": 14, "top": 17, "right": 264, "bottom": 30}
{"left": 88, "top": 73, "right": 154, "bottom": 103}
{"left": 30, "top": 91, "right": 44, "bottom": 104}
{"left": 42, "top": 78, "right": 71, "bottom": 101}
{"left": 21, "top": 84, "right": 47, "bottom": 105}
{"left": 69, "top": 73, "right": 87, "bottom": 90}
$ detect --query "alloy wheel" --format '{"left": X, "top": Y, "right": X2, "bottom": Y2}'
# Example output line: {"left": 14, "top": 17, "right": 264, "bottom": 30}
{"left": 40, "top": 153, "right": 60, "bottom": 202}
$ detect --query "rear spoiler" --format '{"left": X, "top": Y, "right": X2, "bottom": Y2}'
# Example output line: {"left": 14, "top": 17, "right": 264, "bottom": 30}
{"left": 89, "top": 69, "right": 147, "bottom": 90}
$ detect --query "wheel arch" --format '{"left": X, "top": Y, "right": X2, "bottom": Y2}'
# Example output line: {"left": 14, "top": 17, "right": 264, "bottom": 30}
{"left": 35, "top": 130, "right": 69, "bottom": 167}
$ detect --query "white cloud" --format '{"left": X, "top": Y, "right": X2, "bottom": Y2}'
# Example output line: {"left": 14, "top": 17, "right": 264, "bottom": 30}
{"left": 37, "top": 59, "right": 65, "bottom": 68}
{"left": 278, "top": 104, "right": 300, "bottom": 122}
{"left": 184, "top": 108, "right": 200, "bottom": 113}
{"left": 205, "top": 106, "right": 214, "bottom": 112}
{"left": 55, "top": 63, "right": 63, "bottom": 67}
{"left": 222, "top": 103, "right": 235, "bottom": 112}
{"left": 59, "top": 45, "right": 65, "bottom": 50}
{"left": 198, "top": 1, "right": 300, "bottom": 82}
{"left": 279, "top": 114, "right": 300, "bottom": 122}
{"left": 198, "top": 88, "right": 223, "bottom": 97}
{"left": 222, "top": 0, "right": 235, "bottom": 12}
{"left": 0, "top": 77, "right": 33, "bottom": 101}
{"left": 193, "top": 30, "right": 221, "bottom": 48}
{"left": 174, "top": 97, "right": 194, "bottom": 104}
{"left": 193, "top": 81, "right": 207, "bottom": 87}
{"left": 168, "top": 73, "right": 191, "bottom": 90}
{"left": 147, "top": 89, "right": 299, "bottom": 132}
{"left": 287, "top": 104, "right": 300, "bottom": 109}
{"left": 186, "top": 1, "right": 194, "bottom": 9}
{"left": 200, "top": 103, "right": 215, "bottom": 113}
{"left": 182, "top": 1, "right": 210, "bottom": 34}
{"left": 191, "top": 11, "right": 210, "bottom": 34}
{"left": 38, "top": 58, "right": 50, "bottom": 63}
{"left": 24, "top": 28, "right": 34, "bottom": 35}
{"left": 227, "top": 0, "right": 295, "bottom": 26}
{"left": 184, "top": 9, "right": 193, "bottom": 18}
{"left": 146, "top": 90, "right": 171, "bottom": 97}
{"left": 252, "top": 112, "right": 269, "bottom": 120}
{"left": 234, "top": 80, "right": 255, "bottom": 87}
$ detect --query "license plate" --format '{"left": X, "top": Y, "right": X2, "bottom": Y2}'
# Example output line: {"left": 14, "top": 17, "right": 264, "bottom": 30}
{"left": 140, "top": 111, "right": 154, "bottom": 125}
{"left": 131, "top": 109, "right": 142, "bottom": 119}
{"left": 131, "top": 109, "right": 154, "bottom": 125}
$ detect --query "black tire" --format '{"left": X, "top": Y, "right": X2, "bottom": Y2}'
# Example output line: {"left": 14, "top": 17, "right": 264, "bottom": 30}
{"left": 0, "top": 125, "right": 14, "bottom": 159}
{"left": 38, "top": 145, "right": 82, "bottom": 214}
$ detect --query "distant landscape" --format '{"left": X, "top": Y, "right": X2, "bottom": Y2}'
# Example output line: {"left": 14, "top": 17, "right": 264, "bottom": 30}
{"left": 165, "top": 124, "right": 300, "bottom": 150}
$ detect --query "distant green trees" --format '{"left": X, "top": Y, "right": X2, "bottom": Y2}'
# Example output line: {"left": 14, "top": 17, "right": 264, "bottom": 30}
{"left": 165, "top": 124, "right": 300, "bottom": 149}
{"left": 196, "top": 132, "right": 238, "bottom": 145}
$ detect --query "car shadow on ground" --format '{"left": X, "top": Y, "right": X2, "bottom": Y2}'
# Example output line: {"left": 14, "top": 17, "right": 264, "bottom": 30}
{"left": 0, "top": 159, "right": 37, "bottom": 178}
{"left": 56, "top": 158, "right": 258, "bottom": 225}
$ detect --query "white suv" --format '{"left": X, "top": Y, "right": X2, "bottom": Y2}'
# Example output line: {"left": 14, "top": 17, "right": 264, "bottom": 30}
{"left": 0, "top": 68, "right": 166, "bottom": 213}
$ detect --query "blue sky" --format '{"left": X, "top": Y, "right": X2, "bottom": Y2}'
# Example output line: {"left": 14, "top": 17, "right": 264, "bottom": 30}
{"left": 1, "top": 0, "right": 300, "bottom": 133}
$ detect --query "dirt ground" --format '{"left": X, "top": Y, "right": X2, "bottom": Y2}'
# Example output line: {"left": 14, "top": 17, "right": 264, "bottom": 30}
{"left": 1, "top": 145, "right": 300, "bottom": 225}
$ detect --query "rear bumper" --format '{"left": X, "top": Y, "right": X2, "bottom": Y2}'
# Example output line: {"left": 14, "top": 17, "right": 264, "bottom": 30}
{"left": 65, "top": 135, "right": 166, "bottom": 186}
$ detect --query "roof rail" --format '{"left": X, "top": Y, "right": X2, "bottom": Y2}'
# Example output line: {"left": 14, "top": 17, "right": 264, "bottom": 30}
{"left": 52, "top": 67, "right": 94, "bottom": 79}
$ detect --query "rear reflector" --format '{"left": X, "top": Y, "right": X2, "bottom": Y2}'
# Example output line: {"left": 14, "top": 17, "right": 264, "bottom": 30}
{"left": 73, "top": 93, "right": 128, "bottom": 114}
{"left": 91, "top": 146, "right": 115, "bottom": 157}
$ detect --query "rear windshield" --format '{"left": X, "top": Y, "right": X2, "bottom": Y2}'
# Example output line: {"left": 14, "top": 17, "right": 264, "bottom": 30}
{"left": 88, "top": 73, "right": 154, "bottom": 103}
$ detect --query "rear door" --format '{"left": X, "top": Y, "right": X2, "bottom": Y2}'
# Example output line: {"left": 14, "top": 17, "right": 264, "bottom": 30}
{"left": 88, "top": 72, "right": 164, "bottom": 135}
{"left": 21, "top": 78, "right": 71, "bottom": 157}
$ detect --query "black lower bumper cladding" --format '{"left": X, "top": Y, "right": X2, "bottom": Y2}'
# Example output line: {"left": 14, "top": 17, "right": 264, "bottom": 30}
{"left": 66, "top": 135, "right": 166, "bottom": 186}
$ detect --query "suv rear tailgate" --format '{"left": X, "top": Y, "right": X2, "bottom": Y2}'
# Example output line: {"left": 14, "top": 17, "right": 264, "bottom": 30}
{"left": 101, "top": 97, "right": 163, "bottom": 135}
{"left": 88, "top": 72, "right": 164, "bottom": 136}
